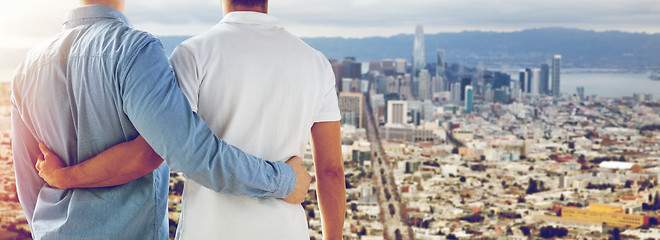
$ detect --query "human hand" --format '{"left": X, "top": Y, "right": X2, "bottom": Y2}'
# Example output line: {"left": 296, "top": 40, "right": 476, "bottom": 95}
{"left": 281, "top": 156, "right": 311, "bottom": 204}
{"left": 35, "top": 143, "right": 68, "bottom": 189}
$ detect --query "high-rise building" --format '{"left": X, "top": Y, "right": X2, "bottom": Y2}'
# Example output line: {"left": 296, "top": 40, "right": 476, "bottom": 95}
{"left": 539, "top": 64, "right": 550, "bottom": 95}
{"left": 395, "top": 58, "right": 407, "bottom": 74}
{"left": 413, "top": 25, "right": 425, "bottom": 75}
{"left": 530, "top": 68, "right": 540, "bottom": 95}
{"left": 576, "top": 86, "right": 585, "bottom": 100}
{"left": 436, "top": 48, "right": 445, "bottom": 77}
{"left": 368, "top": 60, "right": 382, "bottom": 73}
{"left": 342, "top": 57, "right": 362, "bottom": 93}
{"left": 382, "top": 59, "right": 395, "bottom": 76}
{"left": 552, "top": 55, "right": 562, "bottom": 96}
{"left": 460, "top": 77, "right": 471, "bottom": 101}
{"left": 418, "top": 69, "right": 431, "bottom": 100}
{"left": 494, "top": 88, "right": 509, "bottom": 104}
{"left": 493, "top": 72, "right": 511, "bottom": 90}
{"left": 519, "top": 70, "right": 527, "bottom": 93}
{"left": 524, "top": 68, "right": 534, "bottom": 93}
{"left": 387, "top": 100, "right": 408, "bottom": 125}
{"left": 386, "top": 75, "right": 398, "bottom": 95}
{"left": 510, "top": 79, "right": 521, "bottom": 100}
{"left": 451, "top": 82, "right": 462, "bottom": 104}
{"left": 338, "top": 92, "right": 365, "bottom": 128}
{"left": 432, "top": 75, "right": 444, "bottom": 93}
{"left": 465, "top": 86, "right": 473, "bottom": 114}
{"left": 331, "top": 61, "right": 343, "bottom": 92}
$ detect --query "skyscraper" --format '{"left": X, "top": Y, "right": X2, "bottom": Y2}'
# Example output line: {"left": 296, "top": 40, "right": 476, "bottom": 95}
{"left": 451, "top": 82, "right": 462, "bottom": 104}
{"left": 436, "top": 48, "right": 445, "bottom": 77}
{"left": 460, "top": 77, "right": 472, "bottom": 101}
{"left": 539, "top": 64, "right": 550, "bottom": 95}
{"left": 530, "top": 68, "right": 540, "bottom": 95}
{"left": 338, "top": 92, "right": 365, "bottom": 128}
{"left": 465, "top": 86, "right": 473, "bottom": 114}
{"left": 413, "top": 25, "right": 425, "bottom": 75}
{"left": 382, "top": 59, "right": 395, "bottom": 76}
{"left": 395, "top": 58, "right": 407, "bottom": 74}
{"left": 524, "top": 68, "right": 533, "bottom": 93}
{"left": 577, "top": 86, "right": 585, "bottom": 100}
{"left": 519, "top": 70, "right": 527, "bottom": 93}
{"left": 342, "top": 57, "right": 362, "bottom": 93}
{"left": 418, "top": 69, "right": 431, "bottom": 100}
{"left": 552, "top": 55, "right": 562, "bottom": 96}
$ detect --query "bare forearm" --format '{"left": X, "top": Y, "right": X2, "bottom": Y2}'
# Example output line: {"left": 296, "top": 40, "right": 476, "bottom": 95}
{"left": 310, "top": 121, "right": 345, "bottom": 239}
{"left": 57, "top": 135, "right": 162, "bottom": 188}
{"left": 316, "top": 170, "right": 346, "bottom": 240}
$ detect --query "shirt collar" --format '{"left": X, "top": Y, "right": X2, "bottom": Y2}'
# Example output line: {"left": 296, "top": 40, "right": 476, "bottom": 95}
{"left": 219, "top": 11, "right": 280, "bottom": 27}
{"left": 63, "top": 5, "right": 132, "bottom": 29}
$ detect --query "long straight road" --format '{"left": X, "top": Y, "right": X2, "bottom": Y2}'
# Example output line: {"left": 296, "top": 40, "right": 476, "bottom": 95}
{"left": 363, "top": 90, "right": 414, "bottom": 240}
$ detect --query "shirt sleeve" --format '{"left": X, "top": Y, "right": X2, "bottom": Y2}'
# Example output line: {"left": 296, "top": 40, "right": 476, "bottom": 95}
{"left": 169, "top": 45, "right": 200, "bottom": 112}
{"left": 11, "top": 98, "right": 45, "bottom": 226}
{"left": 314, "top": 62, "right": 341, "bottom": 123}
{"left": 119, "top": 38, "right": 295, "bottom": 198}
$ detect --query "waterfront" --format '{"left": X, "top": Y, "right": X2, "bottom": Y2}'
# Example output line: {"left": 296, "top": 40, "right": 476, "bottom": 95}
{"left": 561, "top": 72, "right": 660, "bottom": 99}
{"left": 3, "top": 67, "right": 657, "bottom": 100}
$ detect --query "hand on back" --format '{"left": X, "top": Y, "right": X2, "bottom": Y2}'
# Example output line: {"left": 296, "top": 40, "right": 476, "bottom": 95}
{"left": 281, "top": 156, "right": 311, "bottom": 204}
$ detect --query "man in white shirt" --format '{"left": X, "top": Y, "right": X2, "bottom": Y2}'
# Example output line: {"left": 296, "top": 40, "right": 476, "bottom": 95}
{"left": 169, "top": 0, "right": 345, "bottom": 239}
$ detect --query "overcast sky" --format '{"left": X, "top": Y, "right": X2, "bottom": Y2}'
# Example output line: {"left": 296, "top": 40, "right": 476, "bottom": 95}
{"left": 1, "top": 0, "right": 660, "bottom": 49}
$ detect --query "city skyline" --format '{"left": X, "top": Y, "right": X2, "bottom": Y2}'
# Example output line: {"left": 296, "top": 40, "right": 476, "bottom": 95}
{"left": 2, "top": 0, "right": 660, "bottom": 50}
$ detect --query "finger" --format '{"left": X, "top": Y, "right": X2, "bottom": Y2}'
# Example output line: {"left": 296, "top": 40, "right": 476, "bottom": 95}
{"left": 35, "top": 154, "right": 45, "bottom": 171}
{"left": 38, "top": 142, "right": 52, "bottom": 156}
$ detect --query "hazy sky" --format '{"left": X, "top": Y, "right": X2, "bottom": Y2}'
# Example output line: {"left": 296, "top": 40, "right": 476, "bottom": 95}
{"left": 1, "top": 0, "right": 660, "bottom": 49}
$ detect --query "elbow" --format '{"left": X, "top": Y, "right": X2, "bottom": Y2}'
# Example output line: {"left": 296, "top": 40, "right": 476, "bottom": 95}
{"left": 318, "top": 165, "right": 345, "bottom": 181}
{"left": 137, "top": 151, "right": 164, "bottom": 173}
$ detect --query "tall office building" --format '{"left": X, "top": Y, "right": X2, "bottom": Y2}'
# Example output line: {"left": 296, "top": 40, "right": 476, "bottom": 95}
{"left": 552, "top": 55, "right": 562, "bottom": 96}
{"left": 432, "top": 75, "right": 444, "bottom": 93}
{"left": 331, "top": 61, "right": 343, "bottom": 92}
{"left": 451, "top": 82, "right": 462, "bottom": 104}
{"left": 539, "top": 64, "right": 550, "bottom": 95}
{"left": 338, "top": 92, "right": 365, "bottom": 128}
{"left": 413, "top": 25, "right": 425, "bottom": 75}
{"left": 530, "top": 68, "right": 540, "bottom": 95}
{"left": 368, "top": 60, "right": 382, "bottom": 73}
{"left": 519, "top": 70, "right": 527, "bottom": 93}
{"left": 382, "top": 59, "right": 395, "bottom": 76}
{"left": 387, "top": 100, "right": 408, "bottom": 125}
{"left": 395, "top": 58, "right": 407, "bottom": 74}
{"left": 577, "top": 86, "right": 585, "bottom": 100}
{"left": 510, "top": 80, "right": 521, "bottom": 100}
{"left": 460, "top": 77, "right": 471, "bottom": 101}
{"left": 341, "top": 57, "right": 362, "bottom": 93}
{"left": 371, "top": 72, "right": 387, "bottom": 94}
{"left": 418, "top": 69, "right": 431, "bottom": 100}
{"left": 436, "top": 48, "right": 445, "bottom": 77}
{"left": 524, "top": 68, "right": 533, "bottom": 93}
{"left": 465, "top": 86, "right": 474, "bottom": 114}
{"left": 493, "top": 72, "right": 511, "bottom": 90}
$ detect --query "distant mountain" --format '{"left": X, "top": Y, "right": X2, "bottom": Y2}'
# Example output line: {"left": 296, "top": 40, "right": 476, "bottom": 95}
{"left": 156, "top": 27, "right": 660, "bottom": 71}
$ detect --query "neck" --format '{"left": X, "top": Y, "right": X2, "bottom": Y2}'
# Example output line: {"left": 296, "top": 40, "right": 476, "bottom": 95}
{"left": 81, "top": 0, "right": 125, "bottom": 13}
{"left": 222, "top": 3, "right": 268, "bottom": 16}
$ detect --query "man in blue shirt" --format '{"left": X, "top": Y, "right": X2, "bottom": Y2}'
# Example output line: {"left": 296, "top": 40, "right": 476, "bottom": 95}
{"left": 11, "top": 1, "right": 310, "bottom": 239}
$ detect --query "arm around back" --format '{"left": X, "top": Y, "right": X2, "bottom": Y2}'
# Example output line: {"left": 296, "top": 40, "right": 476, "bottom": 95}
{"left": 120, "top": 38, "right": 296, "bottom": 198}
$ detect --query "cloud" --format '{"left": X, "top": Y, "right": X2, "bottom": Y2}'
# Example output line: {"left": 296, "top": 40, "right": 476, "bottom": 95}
{"left": 1, "top": 0, "right": 660, "bottom": 50}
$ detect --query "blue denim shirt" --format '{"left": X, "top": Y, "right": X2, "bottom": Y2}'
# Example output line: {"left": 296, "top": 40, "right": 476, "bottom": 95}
{"left": 11, "top": 5, "right": 295, "bottom": 239}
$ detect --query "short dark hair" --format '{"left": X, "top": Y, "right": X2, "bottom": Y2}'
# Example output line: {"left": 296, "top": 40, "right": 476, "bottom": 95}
{"left": 231, "top": 0, "right": 267, "bottom": 6}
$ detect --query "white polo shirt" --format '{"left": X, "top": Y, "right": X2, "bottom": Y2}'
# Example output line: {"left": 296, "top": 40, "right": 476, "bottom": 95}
{"left": 169, "top": 11, "right": 340, "bottom": 240}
